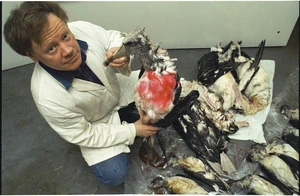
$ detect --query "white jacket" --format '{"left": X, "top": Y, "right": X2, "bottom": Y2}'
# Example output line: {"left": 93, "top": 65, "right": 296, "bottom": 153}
{"left": 31, "top": 21, "right": 138, "bottom": 166}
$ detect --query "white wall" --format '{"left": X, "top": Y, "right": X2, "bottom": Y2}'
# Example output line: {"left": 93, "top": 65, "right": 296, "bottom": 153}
{"left": 2, "top": 1, "right": 299, "bottom": 70}
{"left": 2, "top": 1, "right": 34, "bottom": 70}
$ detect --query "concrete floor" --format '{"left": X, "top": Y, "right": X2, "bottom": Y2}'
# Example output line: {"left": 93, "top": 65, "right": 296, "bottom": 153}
{"left": 1, "top": 18, "right": 298, "bottom": 194}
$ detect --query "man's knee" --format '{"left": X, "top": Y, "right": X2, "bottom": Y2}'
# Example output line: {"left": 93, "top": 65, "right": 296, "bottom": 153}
{"left": 99, "top": 168, "right": 128, "bottom": 186}
{"left": 91, "top": 153, "right": 129, "bottom": 186}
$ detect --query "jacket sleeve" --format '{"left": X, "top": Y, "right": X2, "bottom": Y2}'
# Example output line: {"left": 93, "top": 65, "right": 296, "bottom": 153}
{"left": 36, "top": 101, "right": 136, "bottom": 148}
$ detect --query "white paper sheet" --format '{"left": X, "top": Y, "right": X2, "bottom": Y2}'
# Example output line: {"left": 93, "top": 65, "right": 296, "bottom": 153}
{"left": 228, "top": 60, "right": 275, "bottom": 143}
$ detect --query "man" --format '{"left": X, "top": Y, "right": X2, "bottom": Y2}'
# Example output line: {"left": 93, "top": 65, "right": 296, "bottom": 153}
{"left": 4, "top": 1, "right": 159, "bottom": 186}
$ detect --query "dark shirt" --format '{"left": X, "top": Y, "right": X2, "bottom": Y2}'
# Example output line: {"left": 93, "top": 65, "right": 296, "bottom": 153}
{"left": 39, "top": 40, "right": 103, "bottom": 90}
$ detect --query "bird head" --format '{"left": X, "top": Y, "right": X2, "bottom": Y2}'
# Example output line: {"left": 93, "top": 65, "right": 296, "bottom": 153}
{"left": 122, "top": 28, "right": 151, "bottom": 56}
{"left": 122, "top": 28, "right": 177, "bottom": 75}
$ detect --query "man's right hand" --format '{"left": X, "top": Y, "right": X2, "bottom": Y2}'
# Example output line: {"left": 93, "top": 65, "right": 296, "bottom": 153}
{"left": 133, "top": 118, "right": 160, "bottom": 137}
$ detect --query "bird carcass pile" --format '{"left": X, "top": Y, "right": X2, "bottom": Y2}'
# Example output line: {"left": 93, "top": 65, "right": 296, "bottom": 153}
{"left": 149, "top": 41, "right": 299, "bottom": 194}
{"left": 117, "top": 29, "right": 298, "bottom": 194}
{"left": 196, "top": 40, "right": 270, "bottom": 115}
{"left": 175, "top": 40, "right": 271, "bottom": 163}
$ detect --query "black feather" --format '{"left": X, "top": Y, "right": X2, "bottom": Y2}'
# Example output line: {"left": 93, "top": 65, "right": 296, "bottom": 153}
{"left": 154, "top": 90, "right": 199, "bottom": 128}
{"left": 289, "top": 119, "right": 299, "bottom": 129}
{"left": 282, "top": 130, "right": 299, "bottom": 152}
{"left": 241, "top": 40, "right": 266, "bottom": 94}
{"left": 198, "top": 51, "right": 235, "bottom": 86}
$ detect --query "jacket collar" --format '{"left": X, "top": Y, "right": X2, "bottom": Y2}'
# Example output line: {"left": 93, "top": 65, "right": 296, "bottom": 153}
{"left": 39, "top": 40, "right": 88, "bottom": 90}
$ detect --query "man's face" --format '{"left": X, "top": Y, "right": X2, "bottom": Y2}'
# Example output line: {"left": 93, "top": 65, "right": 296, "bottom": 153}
{"left": 27, "top": 13, "right": 81, "bottom": 71}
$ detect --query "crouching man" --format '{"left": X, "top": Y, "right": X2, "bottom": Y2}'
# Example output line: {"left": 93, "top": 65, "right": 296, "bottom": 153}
{"left": 4, "top": 1, "right": 159, "bottom": 186}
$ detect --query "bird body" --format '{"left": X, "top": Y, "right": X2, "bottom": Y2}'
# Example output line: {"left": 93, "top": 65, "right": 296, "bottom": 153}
{"left": 259, "top": 155, "right": 299, "bottom": 193}
{"left": 208, "top": 72, "right": 242, "bottom": 111}
{"left": 238, "top": 174, "right": 284, "bottom": 195}
{"left": 248, "top": 143, "right": 299, "bottom": 194}
{"left": 163, "top": 176, "right": 208, "bottom": 194}
{"left": 180, "top": 78, "right": 249, "bottom": 133}
{"left": 177, "top": 156, "right": 220, "bottom": 182}
{"left": 235, "top": 63, "right": 270, "bottom": 115}
{"left": 135, "top": 70, "right": 178, "bottom": 124}
{"left": 119, "top": 28, "right": 180, "bottom": 125}
{"left": 198, "top": 41, "right": 246, "bottom": 86}
{"left": 151, "top": 175, "right": 208, "bottom": 194}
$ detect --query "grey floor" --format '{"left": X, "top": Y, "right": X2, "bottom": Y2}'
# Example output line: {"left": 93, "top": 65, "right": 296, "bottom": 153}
{"left": 1, "top": 18, "right": 299, "bottom": 194}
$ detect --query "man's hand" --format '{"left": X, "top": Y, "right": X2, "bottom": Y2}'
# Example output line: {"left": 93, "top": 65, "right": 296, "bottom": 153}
{"left": 105, "top": 47, "right": 129, "bottom": 68}
{"left": 134, "top": 118, "right": 160, "bottom": 138}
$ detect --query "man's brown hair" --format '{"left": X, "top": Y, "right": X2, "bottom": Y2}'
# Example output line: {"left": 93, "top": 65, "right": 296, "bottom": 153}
{"left": 4, "top": 1, "right": 69, "bottom": 56}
